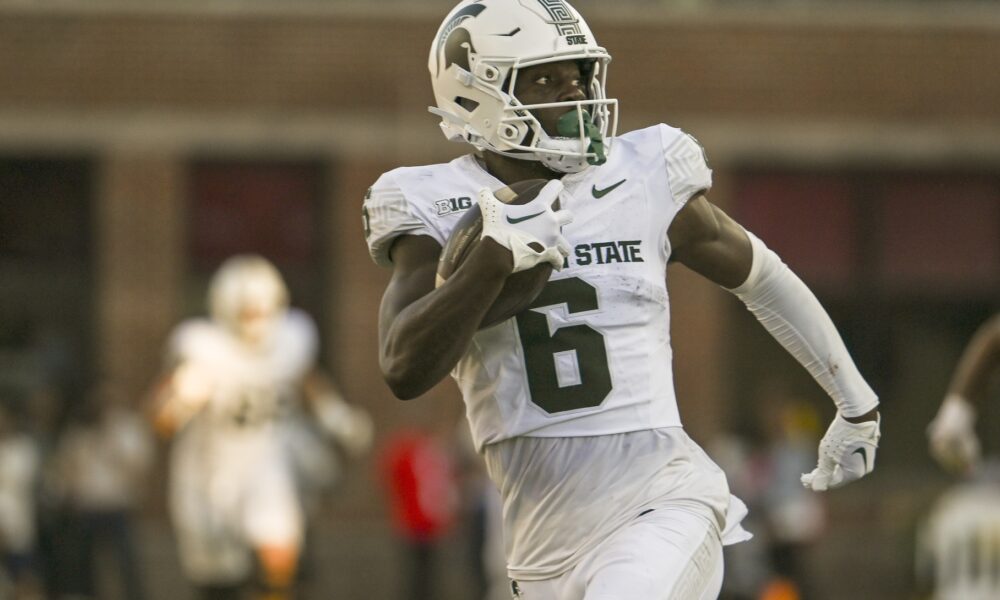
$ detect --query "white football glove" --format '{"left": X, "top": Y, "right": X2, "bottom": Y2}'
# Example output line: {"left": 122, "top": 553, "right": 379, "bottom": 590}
{"left": 801, "top": 412, "right": 880, "bottom": 492}
{"left": 927, "top": 394, "right": 979, "bottom": 473}
{"left": 477, "top": 180, "right": 573, "bottom": 273}
{"left": 314, "top": 395, "right": 374, "bottom": 458}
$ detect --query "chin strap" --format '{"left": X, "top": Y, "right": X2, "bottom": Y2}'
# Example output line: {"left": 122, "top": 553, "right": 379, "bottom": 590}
{"left": 534, "top": 110, "right": 609, "bottom": 173}
{"left": 536, "top": 138, "right": 591, "bottom": 173}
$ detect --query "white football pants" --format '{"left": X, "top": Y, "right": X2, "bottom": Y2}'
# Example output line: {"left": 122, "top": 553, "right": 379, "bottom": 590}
{"left": 511, "top": 503, "right": 723, "bottom": 600}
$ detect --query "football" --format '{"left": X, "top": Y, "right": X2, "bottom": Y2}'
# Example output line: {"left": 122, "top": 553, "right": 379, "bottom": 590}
{"left": 436, "top": 178, "right": 558, "bottom": 329}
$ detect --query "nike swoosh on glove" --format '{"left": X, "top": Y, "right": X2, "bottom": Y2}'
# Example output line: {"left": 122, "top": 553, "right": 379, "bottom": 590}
{"left": 801, "top": 412, "right": 881, "bottom": 491}
{"left": 478, "top": 180, "right": 574, "bottom": 273}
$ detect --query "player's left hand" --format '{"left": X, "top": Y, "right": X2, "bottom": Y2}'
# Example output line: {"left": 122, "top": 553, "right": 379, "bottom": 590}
{"left": 314, "top": 396, "right": 374, "bottom": 457}
{"left": 801, "top": 412, "right": 881, "bottom": 492}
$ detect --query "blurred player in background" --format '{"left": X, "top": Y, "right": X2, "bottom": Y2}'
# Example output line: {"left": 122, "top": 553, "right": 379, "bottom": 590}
{"left": 920, "top": 313, "right": 1000, "bottom": 600}
{"left": 916, "top": 465, "right": 1000, "bottom": 600}
{"left": 927, "top": 313, "right": 999, "bottom": 474}
{"left": 363, "top": 1, "right": 881, "bottom": 598}
{"left": 151, "top": 255, "right": 372, "bottom": 600}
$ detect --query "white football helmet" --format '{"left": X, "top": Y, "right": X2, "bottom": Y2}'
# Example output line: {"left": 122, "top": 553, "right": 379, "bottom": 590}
{"left": 208, "top": 254, "right": 289, "bottom": 345}
{"left": 428, "top": 0, "right": 618, "bottom": 173}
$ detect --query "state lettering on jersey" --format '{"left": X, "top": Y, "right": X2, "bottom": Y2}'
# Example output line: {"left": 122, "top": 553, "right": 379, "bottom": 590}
{"left": 435, "top": 196, "right": 473, "bottom": 216}
{"left": 567, "top": 240, "right": 644, "bottom": 267}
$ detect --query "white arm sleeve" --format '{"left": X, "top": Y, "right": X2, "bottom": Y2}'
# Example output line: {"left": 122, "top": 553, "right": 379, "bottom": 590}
{"left": 728, "top": 232, "right": 879, "bottom": 418}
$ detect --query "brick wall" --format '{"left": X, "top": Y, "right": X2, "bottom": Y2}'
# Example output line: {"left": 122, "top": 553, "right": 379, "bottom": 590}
{"left": 1, "top": 9, "right": 997, "bottom": 120}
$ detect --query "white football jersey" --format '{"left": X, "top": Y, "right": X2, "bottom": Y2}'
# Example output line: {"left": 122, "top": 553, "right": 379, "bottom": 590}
{"left": 164, "top": 309, "right": 318, "bottom": 583}
{"left": 918, "top": 475, "right": 1000, "bottom": 600}
{"left": 365, "top": 124, "right": 711, "bottom": 451}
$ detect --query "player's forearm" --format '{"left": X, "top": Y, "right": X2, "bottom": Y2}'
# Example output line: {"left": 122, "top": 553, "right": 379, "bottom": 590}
{"left": 380, "top": 242, "right": 510, "bottom": 399}
{"left": 946, "top": 314, "right": 1000, "bottom": 404}
{"left": 729, "top": 232, "right": 878, "bottom": 418}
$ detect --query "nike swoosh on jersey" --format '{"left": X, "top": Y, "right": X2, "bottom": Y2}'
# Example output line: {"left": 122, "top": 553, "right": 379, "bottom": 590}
{"left": 592, "top": 179, "right": 626, "bottom": 198}
{"left": 506, "top": 211, "right": 545, "bottom": 224}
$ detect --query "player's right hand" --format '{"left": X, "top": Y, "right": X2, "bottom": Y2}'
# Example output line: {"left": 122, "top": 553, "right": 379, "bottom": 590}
{"left": 927, "top": 395, "right": 980, "bottom": 474}
{"left": 153, "top": 362, "right": 213, "bottom": 438}
{"left": 477, "top": 180, "right": 573, "bottom": 273}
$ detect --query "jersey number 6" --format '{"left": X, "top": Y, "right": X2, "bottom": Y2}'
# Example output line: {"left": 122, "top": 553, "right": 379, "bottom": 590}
{"left": 514, "top": 277, "right": 613, "bottom": 414}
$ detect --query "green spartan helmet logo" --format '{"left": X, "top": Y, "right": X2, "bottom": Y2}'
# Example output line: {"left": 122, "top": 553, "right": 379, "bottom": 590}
{"left": 435, "top": 4, "right": 486, "bottom": 76}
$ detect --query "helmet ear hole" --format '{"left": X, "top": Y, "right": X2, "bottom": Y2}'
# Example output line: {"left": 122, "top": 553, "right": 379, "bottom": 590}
{"left": 456, "top": 97, "right": 480, "bottom": 112}
{"left": 521, "top": 128, "right": 535, "bottom": 147}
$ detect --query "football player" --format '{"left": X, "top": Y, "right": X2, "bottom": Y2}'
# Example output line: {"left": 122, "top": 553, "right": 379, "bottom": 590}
{"left": 363, "top": 1, "right": 880, "bottom": 598}
{"left": 927, "top": 313, "right": 999, "bottom": 474}
{"left": 917, "top": 465, "right": 1000, "bottom": 600}
{"left": 151, "top": 255, "right": 372, "bottom": 600}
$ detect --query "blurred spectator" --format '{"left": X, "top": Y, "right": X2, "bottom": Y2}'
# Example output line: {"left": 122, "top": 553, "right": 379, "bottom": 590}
{"left": 281, "top": 369, "right": 373, "bottom": 596}
{"left": 453, "top": 423, "right": 506, "bottom": 600}
{"left": 0, "top": 394, "right": 43, "bottom": 600}
{"left": 757, "top": 393, "right": 825, "bottom": 600}
{"left": 150, "top": 255, "right": 371, "bottom": 600}
{"left": 379, "top": 426, "right": 459, "bottom": 600}
{"left": 49, "top": 379, "right": 154, "bottom": 600}
{"left": 712, "top": 432, "right": 770, "bottom": 600}
{"left": 25, "top": 383, "right": 71, "bottom": 600}
{"left": 713, "top": 384, "right": 826, "bottom": 600}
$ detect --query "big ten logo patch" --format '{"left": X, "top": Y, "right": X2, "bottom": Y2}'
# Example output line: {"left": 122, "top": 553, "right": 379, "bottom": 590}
{"left": 436, "top": 196, "right": 473, "bottom": 216}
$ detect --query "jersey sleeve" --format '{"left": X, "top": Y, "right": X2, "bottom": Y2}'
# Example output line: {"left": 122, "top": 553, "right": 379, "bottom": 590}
{"left": 271, "top": 309, "right": 319, "bottom": 379}
{"left": 659, "top": 125, "right": 712, "bottom": 208}
{"left": 363, "top": 170, "right": 436, "bottom": 267}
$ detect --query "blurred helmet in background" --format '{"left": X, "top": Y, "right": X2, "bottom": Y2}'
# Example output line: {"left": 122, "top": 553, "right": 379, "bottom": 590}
{"left": 208, "top": 255, "right": 289, "bottom": 345}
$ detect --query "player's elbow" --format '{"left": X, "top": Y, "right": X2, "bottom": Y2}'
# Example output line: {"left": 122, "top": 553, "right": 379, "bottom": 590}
{"left": 379, "top": 334, "right": 452, "bottom": 399}
{"left": 385, "top": 378, "right": 424, "bottom": 401}
{"left": 380, "top": 361, "right": 431, "bottom": 401}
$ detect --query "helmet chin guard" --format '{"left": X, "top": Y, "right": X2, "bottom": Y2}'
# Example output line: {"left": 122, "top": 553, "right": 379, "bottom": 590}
{"left": 533, "top": 107, "right": 609, "bottom": 173}
{"left": 428, "top": 0, "right": 618, "bottom": 173}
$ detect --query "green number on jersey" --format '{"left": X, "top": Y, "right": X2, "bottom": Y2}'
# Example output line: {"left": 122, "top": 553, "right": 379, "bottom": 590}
{"left": 514, "top": 277, "right": 612, "bottom": 413}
